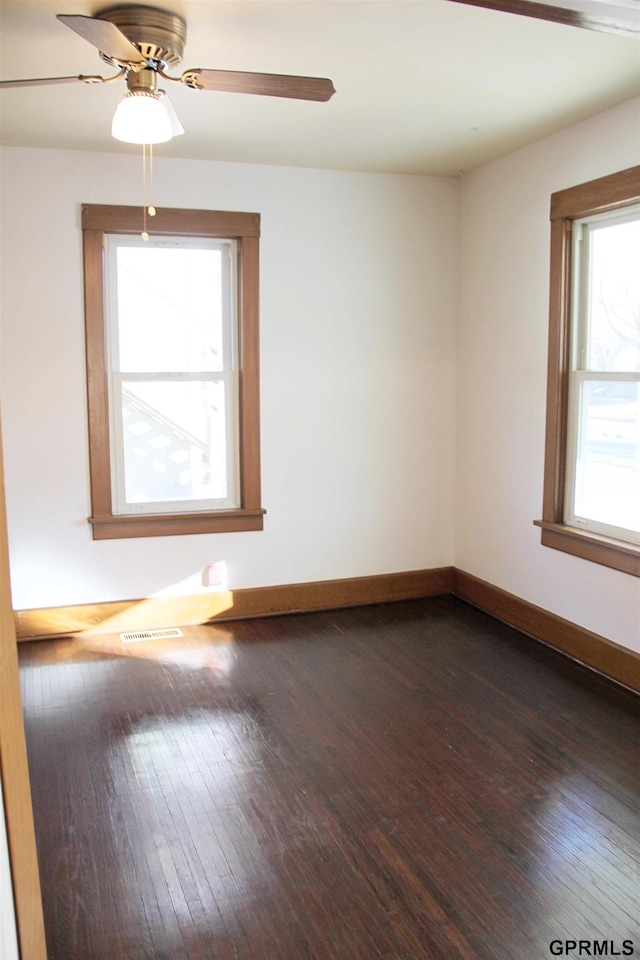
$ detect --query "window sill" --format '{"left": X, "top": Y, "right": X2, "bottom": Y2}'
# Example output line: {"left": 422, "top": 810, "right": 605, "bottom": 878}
{"left": 534, "top": 520, "right": 639, "bottom": 577}
{"left": 89, "top": 508, "right": 266, "bottom": 540}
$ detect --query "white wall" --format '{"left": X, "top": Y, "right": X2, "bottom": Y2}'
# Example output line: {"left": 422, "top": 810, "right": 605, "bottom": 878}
{"left": 0, "top": 147, "right": 458, "bottom": 609}
{"left": 456, "top": 97, "right": 640, "bottom": 653}
{"left": 1, "top": 101, "right": 638, "bottom": 654}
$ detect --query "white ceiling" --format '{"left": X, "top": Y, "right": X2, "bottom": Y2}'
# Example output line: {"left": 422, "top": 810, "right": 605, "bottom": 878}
{"left": 0, "top": 0, "right": 638, "bottom": 176}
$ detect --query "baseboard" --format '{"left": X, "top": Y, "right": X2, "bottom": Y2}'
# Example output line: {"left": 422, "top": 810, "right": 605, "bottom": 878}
{"left": 15, "top": 565, "right": 639, "bottom": 695}
{"left": 15, "top": 566, "right": 455, "bottom": 641}
{"left": 454, "top": 569, "right": 640, "bottom": 694}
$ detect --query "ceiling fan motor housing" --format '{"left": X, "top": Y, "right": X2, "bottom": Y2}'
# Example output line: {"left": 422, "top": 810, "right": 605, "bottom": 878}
{"left": 96, "top": 4, "right": 187, "bottom": 67}
{"left": 125, "top": 66, "right": 160, "bottom": 94}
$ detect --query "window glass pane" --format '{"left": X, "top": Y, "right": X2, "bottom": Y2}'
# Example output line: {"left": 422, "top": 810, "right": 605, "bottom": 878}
{"left": 573, "top": 380, "right": 640, "bottom": 534}
{"left": 115, "top": 245, "right": 225, "bottom": 373}
{"left": 121, "top": 381, "right": 230, "bottom": 505}
{"left": 587, "top": 216, "right": 640, "bottom": 373}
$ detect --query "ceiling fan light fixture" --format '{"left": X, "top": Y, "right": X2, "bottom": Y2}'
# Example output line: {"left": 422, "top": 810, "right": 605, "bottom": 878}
{"left": 111, "top": 90, "right": 173, "bottom": 144}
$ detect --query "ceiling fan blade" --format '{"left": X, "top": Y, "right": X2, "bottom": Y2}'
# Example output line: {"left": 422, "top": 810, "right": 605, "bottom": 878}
{"left": 182, "top": 69, "right": 336, "bottom": 102}
{"left": 443, "top": 0, "right": 640, "bottom": 37}
{"left": 0, "top": 74, "right": 102, "bottom": 89}
{"left": 159, "top": 92, "right": 185, "bottom": 137}
{"left": 57, "top": 14, "right": 146, "bottom": 64}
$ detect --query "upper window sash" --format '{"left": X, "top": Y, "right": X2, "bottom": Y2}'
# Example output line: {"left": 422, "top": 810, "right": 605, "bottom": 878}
{"left": 105, "top": 234, "right": 237, "bottom": 374}
{"left": 570, "top": 206, "right": 640, "bottom": 375}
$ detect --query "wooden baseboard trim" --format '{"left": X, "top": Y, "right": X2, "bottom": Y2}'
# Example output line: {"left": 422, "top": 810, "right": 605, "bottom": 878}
{"left": 15, "top": 566, "right": 639, "bottom": 695}
{"left": 454, "top": 569, "right": 640, "bottom": 694}
{"left": 15, "top": 566, "right": 455, "bottom": 641}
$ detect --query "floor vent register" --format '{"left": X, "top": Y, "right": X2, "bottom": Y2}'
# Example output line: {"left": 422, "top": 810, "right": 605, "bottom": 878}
{"left": 119, "top": 628, "right": 184, "bottom": 643}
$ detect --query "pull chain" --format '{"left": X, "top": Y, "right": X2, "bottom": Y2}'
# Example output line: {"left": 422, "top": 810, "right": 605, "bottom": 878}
{"left": 141, "top": 143, "right": 157, "bottom": 241}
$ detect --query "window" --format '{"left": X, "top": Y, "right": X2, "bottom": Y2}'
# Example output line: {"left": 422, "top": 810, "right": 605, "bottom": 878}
{"left": 565, "top": 208, "right": 639, "bottom": 540}
{"left": 536, "top": 166, "right": 640, "bottom": 576}
{"left": 82, "top": 205, "right": 265, "bottom": 539}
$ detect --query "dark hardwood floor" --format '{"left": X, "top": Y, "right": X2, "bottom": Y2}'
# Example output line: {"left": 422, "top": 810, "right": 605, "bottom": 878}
{"left": 18, "top": 596, "right": 640, "bottom": 960}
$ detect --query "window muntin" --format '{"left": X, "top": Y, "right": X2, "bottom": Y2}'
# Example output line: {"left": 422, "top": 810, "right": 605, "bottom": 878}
{"left": 105, "top": 236, "right": 239, "bottom": 515}
{"left": 564, "top": 207, "right": 640, "bottom": 544}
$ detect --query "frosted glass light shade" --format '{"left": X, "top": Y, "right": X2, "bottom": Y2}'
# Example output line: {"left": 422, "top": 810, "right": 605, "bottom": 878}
{"left": 112, "top": 92, "right": 173, "bottom": 144}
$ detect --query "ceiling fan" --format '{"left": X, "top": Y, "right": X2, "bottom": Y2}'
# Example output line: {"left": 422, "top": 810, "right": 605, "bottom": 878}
{"left": 0, "top": 4, "right": 336, "bottom": 144}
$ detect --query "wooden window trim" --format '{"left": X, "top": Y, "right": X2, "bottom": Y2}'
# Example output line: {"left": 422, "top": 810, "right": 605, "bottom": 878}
{"left": 536, "top": 166, "right": 640, "bottom": 577}
{"left": 82, "top": 204, "right": 265, "bottom": 539}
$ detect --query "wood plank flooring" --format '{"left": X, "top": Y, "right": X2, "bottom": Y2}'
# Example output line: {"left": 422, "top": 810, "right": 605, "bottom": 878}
{"left": 18, "top": 597, "right": 640, "bottom": 960}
